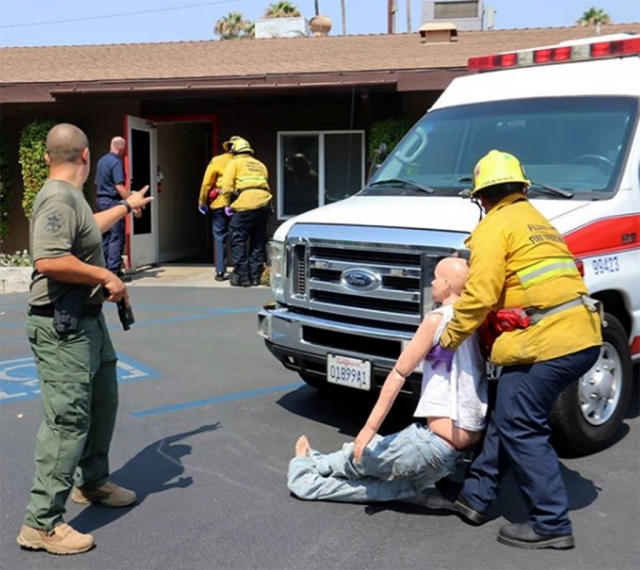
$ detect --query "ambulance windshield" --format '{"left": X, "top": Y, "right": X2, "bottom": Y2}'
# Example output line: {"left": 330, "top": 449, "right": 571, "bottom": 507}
{"left": 364, "top": 96, "right": 637, "bottom": 199}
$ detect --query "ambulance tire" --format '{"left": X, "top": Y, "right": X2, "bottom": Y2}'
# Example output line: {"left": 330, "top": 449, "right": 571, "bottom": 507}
{"left": 551, "top": 313, "right": 633, "bottom": 457}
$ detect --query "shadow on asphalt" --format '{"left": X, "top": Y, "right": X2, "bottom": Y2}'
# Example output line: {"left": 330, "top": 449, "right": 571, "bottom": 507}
{"left": 276, "top": 384, "right": 422, "bottom": 439}
{"left": 70, "top": 423, "right": 221, "bottom": 534}
{"left": 361, "top": 462, "right": 599, "bottom": 524}
{"left": 626, "top": 366, "right": 639, "bottom": 419}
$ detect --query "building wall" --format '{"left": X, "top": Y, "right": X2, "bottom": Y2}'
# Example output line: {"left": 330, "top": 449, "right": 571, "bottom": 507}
{"left": 1, "top": 98, "right": 141, "bottom": 253}
{"left": 144, "top": 90, "right": 381, "bottom": 237}
{"left": 1, "top": 88, "right": 444, "bottom": 253}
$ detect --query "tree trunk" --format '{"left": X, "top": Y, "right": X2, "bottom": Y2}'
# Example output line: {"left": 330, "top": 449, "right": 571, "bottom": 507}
{"left": 406, "top": 0, "right": 412, "bottom": 33}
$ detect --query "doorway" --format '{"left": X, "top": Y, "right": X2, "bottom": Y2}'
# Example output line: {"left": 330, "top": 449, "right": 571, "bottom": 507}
{"left": 156, "top": 121, "right": 212, "bottom": 263}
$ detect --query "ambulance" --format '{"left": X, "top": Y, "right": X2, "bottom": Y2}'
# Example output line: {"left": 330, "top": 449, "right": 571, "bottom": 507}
{"left": 258, "top": 33, "right": 640, "bottom": 456}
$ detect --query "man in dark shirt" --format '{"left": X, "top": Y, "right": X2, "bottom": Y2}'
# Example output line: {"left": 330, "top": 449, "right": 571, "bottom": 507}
{"left": 95, "top": 136, "right": 128, "bottom": 275}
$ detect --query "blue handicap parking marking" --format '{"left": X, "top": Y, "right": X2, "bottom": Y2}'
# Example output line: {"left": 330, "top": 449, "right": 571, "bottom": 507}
{"left": 0, "top": 355, "right": 160, "bottom": 404}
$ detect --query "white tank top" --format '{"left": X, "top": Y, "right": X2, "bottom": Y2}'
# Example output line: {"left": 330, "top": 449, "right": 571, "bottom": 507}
{"left": 413, "top": 304, "right": 488, "bottom": 431}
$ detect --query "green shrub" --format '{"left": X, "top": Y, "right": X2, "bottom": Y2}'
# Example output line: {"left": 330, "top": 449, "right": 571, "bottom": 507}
{"left": 0, "top": 133, "right": 11, "bottom": 239}
{"left": 368, "top": 118, "right": 411, "bottom": 161}
{"left": 19, "top": 120, "right": 55, "bottom": 219}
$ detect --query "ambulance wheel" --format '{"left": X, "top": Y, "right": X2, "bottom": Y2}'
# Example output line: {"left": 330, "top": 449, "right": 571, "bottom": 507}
{"left": 551, "top": 313, "right": 633, "bottom": 456}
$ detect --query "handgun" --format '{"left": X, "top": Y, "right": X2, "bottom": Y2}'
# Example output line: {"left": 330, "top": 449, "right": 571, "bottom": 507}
{"left": 117, "top": 299, "right": 135, "bottom": 331}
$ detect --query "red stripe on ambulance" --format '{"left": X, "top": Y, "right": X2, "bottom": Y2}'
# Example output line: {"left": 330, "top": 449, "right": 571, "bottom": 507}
{"left": 631, "top": 336, "right": 640, "bottom": 357}
{"left": 563, "top": 214, "right": 640, "bottom": 257}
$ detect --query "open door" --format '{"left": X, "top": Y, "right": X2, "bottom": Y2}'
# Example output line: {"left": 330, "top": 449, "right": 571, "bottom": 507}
{"left": 125, "top": 116, "right": 158, "bottom": 269}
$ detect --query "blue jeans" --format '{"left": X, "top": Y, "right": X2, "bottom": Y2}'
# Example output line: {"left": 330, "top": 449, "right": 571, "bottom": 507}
{"left": 97, "top": 196, "right": 125, "bottom": 273}
{"left": 288, "top": 423, "right": 461, "bottom": 503}
{"left": 460, "top": 345, "right": 600, "bottom": 536}
{"left": 212, "top": 208, "right": 230, "bottom": 275}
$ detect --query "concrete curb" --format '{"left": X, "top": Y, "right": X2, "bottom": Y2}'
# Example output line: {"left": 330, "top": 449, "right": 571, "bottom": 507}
{"left": 0, "top": 265, "right": 267, "bottom": 294}
{"left": 0, "top": 267, "right": 32, "bottom": 295}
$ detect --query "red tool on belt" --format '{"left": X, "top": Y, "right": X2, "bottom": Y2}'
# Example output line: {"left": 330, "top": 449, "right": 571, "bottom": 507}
{"left": 480, "top": 308, "right": 530, "bottom": 359}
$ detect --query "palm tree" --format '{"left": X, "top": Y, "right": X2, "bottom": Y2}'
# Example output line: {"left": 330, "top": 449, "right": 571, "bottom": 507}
{"left": 214, "top": 11, "right": 253, "bottom": 40}
{"left": 576, "top": 7, "right": 612, "bottom": 26}
{"left": 341, "top": 0, "right": 346, "bottom": 35}
{"left": 263, "top": 1, "right": 302, "bottom": 18}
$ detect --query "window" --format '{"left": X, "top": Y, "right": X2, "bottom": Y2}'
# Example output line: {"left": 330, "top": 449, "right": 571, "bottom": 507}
{"left": 278, "top": 131, "right": 365, "bottom": 218}
{"left": 434, "top": 1, "right": 479, "bottom": 19}
{"left": 366, "top": 97, "right": 637, "bottom": 199}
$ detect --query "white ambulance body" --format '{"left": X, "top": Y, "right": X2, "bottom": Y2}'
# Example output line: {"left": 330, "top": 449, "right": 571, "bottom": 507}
{"left": 259, "top": 34, "right": 640, "bottom": 455}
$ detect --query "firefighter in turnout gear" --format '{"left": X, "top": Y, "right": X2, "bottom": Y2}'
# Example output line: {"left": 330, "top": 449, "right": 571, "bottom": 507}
{"left": 198, "top": 140, "right": 234, "bottom": 281}
{"left": 434, "top": 150, "right": 602, "bottom": 550}
{"left": 220, "top": 137, "right": 271, "bottom": 287}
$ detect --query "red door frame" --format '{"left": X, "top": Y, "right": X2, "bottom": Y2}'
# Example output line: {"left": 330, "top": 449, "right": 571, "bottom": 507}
{"left": 122, "top": 113, "right": 218, "bottom": 269}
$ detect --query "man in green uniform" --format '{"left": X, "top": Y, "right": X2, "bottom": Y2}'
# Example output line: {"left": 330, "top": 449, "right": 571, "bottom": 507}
{"left": 16, "top": 123, "right": 153, "bottom": 556}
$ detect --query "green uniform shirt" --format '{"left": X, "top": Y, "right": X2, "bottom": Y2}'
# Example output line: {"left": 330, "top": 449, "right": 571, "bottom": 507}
{"left": 29, "top": 180, "right": 106, "bottom": 307}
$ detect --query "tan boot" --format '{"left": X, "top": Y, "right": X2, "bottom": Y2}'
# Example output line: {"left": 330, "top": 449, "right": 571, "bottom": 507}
{"left": 16, "top": 523, "right": 95, "bottom": 555}
{"left": 71, "top": 481, "right": 137, "bottom": 507}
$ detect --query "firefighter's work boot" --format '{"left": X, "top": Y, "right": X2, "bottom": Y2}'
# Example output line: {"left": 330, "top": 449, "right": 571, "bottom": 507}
{"left": 17, "top": 523, "right": 95, "bottom": 555}
{"left": 71, "top": 481, "right": 137, "bottom": 507}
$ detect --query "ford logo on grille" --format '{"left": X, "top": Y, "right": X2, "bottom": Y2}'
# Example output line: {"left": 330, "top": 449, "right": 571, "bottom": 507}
{"left": 341, "top": 268, "right": 381, "bottom": 292}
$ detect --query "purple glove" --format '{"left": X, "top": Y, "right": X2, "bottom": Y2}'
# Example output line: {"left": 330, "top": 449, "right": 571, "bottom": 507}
{"left": 224, "top": 206, "right": 234, "bottom": 217}
{"left": 425, "top": 344, "right": 454, "bottom": 372}
{"left": 198, "top": 205, "right": 208, "bottom": 215}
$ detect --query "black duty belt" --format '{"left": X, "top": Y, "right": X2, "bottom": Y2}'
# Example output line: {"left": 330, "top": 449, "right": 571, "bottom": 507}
{"left": 29, "top": 304, "right": 103, "bottom": 318}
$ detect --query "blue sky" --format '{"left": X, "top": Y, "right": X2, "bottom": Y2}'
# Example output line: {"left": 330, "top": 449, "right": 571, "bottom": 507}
{"left": 0, "top": 0, "right": 638, "bottom": 47}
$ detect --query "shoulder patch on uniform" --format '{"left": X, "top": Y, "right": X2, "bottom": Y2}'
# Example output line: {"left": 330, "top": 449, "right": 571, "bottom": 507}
{"left": 42, "top": 211, "right": 63, "bottom": 234}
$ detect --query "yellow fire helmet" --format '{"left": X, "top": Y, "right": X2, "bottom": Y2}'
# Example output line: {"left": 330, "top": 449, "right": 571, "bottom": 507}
{"left": 221, "top": 139, "right": 234, "bottom": 152}
{"left": 228, "top": 136, "right": 254, "bottom": 155}
{"left": 471, "top": 150, "right": 530, "bottom": 195}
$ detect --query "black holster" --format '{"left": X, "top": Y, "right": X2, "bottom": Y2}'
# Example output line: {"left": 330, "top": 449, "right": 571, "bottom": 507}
{"left": 53, "top": 286, "right": 88, "bottom": 334}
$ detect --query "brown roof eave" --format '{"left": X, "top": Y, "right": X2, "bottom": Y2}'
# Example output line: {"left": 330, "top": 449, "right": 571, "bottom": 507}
{"left": 49, "top": 78, "right": 398, "bottom": 98}
{"left": 1, "top": 68, "right": 467, "bottom": 104}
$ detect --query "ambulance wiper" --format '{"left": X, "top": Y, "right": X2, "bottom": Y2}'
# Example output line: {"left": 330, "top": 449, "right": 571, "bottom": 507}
{"left": 528, "top": 181, "right": 574, "bottom": 199}
{"left": 367, "top": 178, "right": 435, "bottom": 194}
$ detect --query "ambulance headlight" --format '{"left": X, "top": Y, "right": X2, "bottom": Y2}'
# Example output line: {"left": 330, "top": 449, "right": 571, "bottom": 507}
{"left": 269, "top": 240, "right": 285, "bottom": 302}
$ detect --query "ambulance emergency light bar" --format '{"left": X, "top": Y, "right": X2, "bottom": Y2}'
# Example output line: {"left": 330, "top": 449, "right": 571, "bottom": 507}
{"left": 468, "top": 35, "right": 640, "bottom": 71}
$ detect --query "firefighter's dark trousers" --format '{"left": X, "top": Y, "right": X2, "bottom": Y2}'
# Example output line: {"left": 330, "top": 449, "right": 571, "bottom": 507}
{"left": 459, "top": 345, "right": 600, "bottom": 536}
{"left": 229, "top": 206, "right": 270, "bottom": 283}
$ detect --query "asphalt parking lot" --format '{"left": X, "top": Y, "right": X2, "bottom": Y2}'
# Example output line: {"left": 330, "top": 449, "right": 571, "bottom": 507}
{"left": 1, "top": 283, "right": 639, "bottom": 570}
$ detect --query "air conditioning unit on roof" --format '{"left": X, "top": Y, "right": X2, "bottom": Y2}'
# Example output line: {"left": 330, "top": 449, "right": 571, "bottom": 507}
{"left": 255, "top": 17, "right": 310, "bottom": 39}
{"left": 422, "top": 0, "right": 484, "bottom": 31}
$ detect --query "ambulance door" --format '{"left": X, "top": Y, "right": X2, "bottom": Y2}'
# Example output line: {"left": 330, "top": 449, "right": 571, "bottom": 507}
{"left": 125, "top": 116, "right": 158, "bottom": 269}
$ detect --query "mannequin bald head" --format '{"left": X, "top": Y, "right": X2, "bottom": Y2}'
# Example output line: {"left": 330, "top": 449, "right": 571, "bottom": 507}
{"left": 431, "top": 257, "right": 469, "bottom": 303}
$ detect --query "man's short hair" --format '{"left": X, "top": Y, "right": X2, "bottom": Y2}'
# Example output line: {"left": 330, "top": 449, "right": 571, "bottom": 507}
{"left": 111, "top": 136, "right": 126, "bottom": 150}
{"left": 46, "top": 123, "right": 89, "bottom": 165}
{"left": 476, "top": 182, "right": 524, "bottom": 204}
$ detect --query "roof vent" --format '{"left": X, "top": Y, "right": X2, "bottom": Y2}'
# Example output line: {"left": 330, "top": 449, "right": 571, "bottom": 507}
{"left": 419, "top": 22, "right": 458, "bottom": 43}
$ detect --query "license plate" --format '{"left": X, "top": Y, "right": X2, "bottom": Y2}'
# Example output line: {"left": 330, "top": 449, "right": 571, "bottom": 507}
{"left": 327, "top": 354, "right": 371, "bottom": 391}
